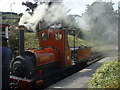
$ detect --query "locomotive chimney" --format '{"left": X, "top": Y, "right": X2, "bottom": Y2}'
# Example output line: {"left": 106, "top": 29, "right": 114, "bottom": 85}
{"left": 18, "top": 25, "right": 25, "bottom": 56}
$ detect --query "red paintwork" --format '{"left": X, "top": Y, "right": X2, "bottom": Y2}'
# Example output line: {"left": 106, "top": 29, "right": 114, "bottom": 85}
{"left": 36, "top": 80, "right": 44, "bottom": 86}
{"left": 0, "top": 24, "right": 10, "bottom": 27}
{"left": 28, "top": 48, "right": 59, "bottom": 66}
{"left": 36, "top": 70, "right": 43, "bottom": 75}
{"left": 77, "top": 48, "right": 91, "bottom": 61}
{"left": 0, "top": 24, "right": 10, "bottom": 32}
{"left": 39, "top": 29, "right": 72, "bottom": 67}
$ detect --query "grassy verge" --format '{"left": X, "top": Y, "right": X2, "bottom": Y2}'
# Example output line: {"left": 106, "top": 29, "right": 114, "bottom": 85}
{"left": 68, "top": 35, "right": 93, "bottom": 47}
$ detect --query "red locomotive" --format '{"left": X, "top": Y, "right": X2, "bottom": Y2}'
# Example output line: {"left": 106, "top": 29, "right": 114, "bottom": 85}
{"left": 10, "top": 26, "right": 91, "bottom": 89}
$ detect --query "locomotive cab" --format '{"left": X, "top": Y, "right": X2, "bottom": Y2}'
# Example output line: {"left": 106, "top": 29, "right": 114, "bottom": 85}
{"left": 39, "top": 29, "right": 72, "bottom": 67}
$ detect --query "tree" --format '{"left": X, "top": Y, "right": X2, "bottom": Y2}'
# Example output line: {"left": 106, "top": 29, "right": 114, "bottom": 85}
{"left": 81, "top": 1, "right": 118, "bottom": 45}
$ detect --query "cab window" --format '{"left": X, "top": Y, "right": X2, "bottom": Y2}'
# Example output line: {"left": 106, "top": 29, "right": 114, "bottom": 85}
{"left": 42, "top": 33, "right": 49, "bottom": 40}
{"left": 55, "top": 32, "right": 62, "bottom": 40}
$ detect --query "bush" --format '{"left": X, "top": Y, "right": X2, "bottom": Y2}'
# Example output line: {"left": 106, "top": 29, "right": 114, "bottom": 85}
{"left": 24, "top": 32, "right": 39, "bottom": 50}
{"left": 9, "top": 31, "right": 39, "bottom": 57}
{"left": 9, "top": 30, "right": 19, "bottom": 57}
{"left": 88, "top": 59, "right": 120, "bottom": 88}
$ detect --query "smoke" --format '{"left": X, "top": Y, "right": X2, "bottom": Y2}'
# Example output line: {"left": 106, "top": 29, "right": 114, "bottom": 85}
{"left": 43, "top": 4, "right": 68, "bottom": 25}
{"left": 19, "top": 2, "right": 78, "bottom": 31}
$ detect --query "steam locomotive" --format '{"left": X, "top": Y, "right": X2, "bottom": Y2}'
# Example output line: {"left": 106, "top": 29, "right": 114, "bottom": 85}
{"left": 10, "top": 26, "right": 92, "bottom": 89}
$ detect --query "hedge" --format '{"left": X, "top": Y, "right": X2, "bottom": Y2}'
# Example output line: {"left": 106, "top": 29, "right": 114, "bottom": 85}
{"left": 88, "top": 58, "right": 120, "bottom": 88}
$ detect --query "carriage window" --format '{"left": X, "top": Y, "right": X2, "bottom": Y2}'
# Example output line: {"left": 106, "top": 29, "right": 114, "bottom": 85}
{"left": 42, "top": 33, "right": 49, "bottom": 40}
{"left": 55, "top": 32, "right": 62, "bottom": 40}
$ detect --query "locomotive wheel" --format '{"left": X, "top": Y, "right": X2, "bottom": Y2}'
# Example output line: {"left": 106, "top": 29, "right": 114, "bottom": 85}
{"left": 11, "top": 56, "right": 36, "bottom": 78}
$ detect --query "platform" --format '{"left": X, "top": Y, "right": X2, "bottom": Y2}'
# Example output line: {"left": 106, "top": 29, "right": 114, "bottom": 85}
{"left": 47, "top": 56, "right": 117, "bottom": 89}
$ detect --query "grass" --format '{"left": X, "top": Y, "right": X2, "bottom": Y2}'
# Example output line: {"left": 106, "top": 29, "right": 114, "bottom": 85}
{"left": 68, "top": 35, "right": 93, "bottom": 47}
{"left": 92, "top": 45, "right": 117, "bottom": 52}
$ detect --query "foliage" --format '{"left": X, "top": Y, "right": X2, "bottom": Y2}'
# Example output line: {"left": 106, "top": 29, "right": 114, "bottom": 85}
{"left": 9, "top": 31, "right": 39, "bottom": 57}
{"left": 0, "top": 12, "right": 20, "bottom": 25}
{"left": 117, "top": 57, "right": 120, "bottom": 63}
{"left": 88, "top": 59, "right": 120, "bottom": 88}
{"left": 9, "top": 30, "right": 19, "bottom": 57}
{"left": 24, "top": 32, "right": 39, "bottom": 50}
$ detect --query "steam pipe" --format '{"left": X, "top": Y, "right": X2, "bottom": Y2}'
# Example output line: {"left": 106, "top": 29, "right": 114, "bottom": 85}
{"left": 18, "top": 25, "right": 25, "bottom": 56}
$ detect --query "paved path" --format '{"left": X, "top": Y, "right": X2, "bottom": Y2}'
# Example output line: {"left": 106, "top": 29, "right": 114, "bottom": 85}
{"left": 47, "top": 56, "right": 117, "bottom": 89}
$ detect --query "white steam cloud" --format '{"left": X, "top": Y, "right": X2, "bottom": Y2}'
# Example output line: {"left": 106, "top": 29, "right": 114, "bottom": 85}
{"left": 19, "top": 3, "right": 78, "bottom": 31}
{"left": 19, "top": 4, "right": 48, "bottom": 31}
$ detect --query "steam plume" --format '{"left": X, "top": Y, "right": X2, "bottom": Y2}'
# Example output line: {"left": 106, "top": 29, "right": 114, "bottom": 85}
{"left": 19, "top": 4, "right": 48, "bottom": 31}
{"left": 19, "top": 2, "right": 78, "bottom": 31}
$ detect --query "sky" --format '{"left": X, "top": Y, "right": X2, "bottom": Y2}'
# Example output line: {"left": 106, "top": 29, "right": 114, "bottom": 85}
{"left": 0, "top": 0, "right": 119, "bottom": 15}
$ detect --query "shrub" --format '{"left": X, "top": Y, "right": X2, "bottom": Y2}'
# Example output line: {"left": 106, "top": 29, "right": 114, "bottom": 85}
{"left": 9, "top": 31, "right": 39, "bottom": 57}
{"left": 9, "top": 30, "right": 19, "bottom": 57}
{"left": 24, "top": 32, "right": 39, "bottom": 50}
{"left": 88, "top": 59, "right": 120, "bottom": 88}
